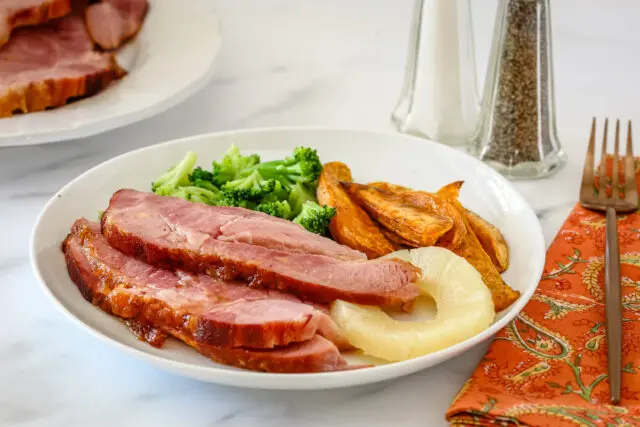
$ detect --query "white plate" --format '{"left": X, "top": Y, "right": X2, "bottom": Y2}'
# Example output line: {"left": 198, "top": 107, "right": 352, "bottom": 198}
{"left": 31, "top": 127, "right": 545, "bottom": 390}
{"left": 0, "top": 0, "right": 221, "bottom": 147}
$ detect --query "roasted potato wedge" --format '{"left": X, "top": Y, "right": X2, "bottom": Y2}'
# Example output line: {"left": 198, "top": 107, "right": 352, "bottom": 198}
{"left": 368, "top": 181, "right": 466, "bottom": 249}
{"left": 378, "top": 223, "right": 418, "bottom": 249}
{"left": 317, "top": 162, "right": 396, "bottom": 258}
{"left": 342, "top": 182, "right": 453, "bottom": 247}
{"left": 465, "top": 209, "right": 509, "bottom": 273}
{"left": 435, "top": 180, "right": 464, "bottom": 201}
{"left": 436, "top": 182, "right": 520, "bottom": 311}
{"left": 367, "top": 182, "right": 412, "bottom": 193}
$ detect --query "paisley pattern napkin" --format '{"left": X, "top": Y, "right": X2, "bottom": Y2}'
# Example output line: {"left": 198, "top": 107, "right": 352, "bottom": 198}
{"left": 446, "top": 161, "right": 640, "bottom": 426}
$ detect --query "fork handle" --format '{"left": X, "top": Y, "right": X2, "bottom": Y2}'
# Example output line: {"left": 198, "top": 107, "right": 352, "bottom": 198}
{"left": 605, "top": 206, "right": 622, "bottom": 404}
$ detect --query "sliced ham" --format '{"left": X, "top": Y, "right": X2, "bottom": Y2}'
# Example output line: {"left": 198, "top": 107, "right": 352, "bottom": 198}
{"left": 195, "top": 335, "right": 349, "bottom": 374}
{"left": 0, "top": 15, "right": 123, "bottom": 117}
{"left": 217, "top": 213, "right": 367, "bottom": 261}
{"left": 101, "top": 189, "right": 421, "bottom": 308}
{"left": 126, "top": 317, "right": 352, "bottom": 374}
{"left": 126, "top": 317, "right": 349, "bottom": 374}
{"left": 62, "top": 219, "right": 350, "bottom": 373}
{"left": 85, "top": 0, "right": 148, "bottom": 50}
{"left": 63, "top": 218, "right": 350, "bottom": 350}
{"left": 0, "top": 0, "right": 72, "bottom": 47}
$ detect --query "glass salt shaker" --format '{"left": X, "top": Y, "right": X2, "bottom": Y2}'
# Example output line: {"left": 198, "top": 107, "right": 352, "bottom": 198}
{"left": 469, "top": 0, "right": 566, "bottom": 179}
{"left": 392, "top": 0, "right": 479, "bottom": 145}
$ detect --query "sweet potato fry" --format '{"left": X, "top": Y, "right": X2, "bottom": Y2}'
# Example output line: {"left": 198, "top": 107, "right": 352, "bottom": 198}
{"left": 436, "top": 182, "right": 519, "bottom": 311}
{"left": 465, "top": 209, "right": 509, "bottom": 273}
{"left": 368, "top": 181, "right": 466, "bottom": 249}
{"left": 367, "top": 182, "right": 412, "bottom": 193}
{"left": 435, "top": 181, "right": 464, "bottom": 201}
{"left": 341, "top": 182, "right": 453, "bottom": 247}
{"left": 317, "top": 162, "right": 396, "bottom": 258}
{"left": 378, "top": 223, "right": 418, "bottom": 248}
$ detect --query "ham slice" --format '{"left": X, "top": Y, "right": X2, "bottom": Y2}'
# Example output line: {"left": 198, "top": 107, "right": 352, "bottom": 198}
{"left": 123, "top": 318, "right": 349, "bottom": 374}
{"left": 63, "top": 218, "right": 351, "bottom": 373}
{"left": 101, "top": 189, "right": 421, "bottom": 308}
{"left": 0, "top": 15, "right": 123, "bottom": 117}
{"left": 0, "top": 0, "right": 72, "bottom": 47}
{"left": 85, "top": 0, "right": 148, "bottom": 50}
{"left": 63, "top": 218, "right": 351, "bottom": 350}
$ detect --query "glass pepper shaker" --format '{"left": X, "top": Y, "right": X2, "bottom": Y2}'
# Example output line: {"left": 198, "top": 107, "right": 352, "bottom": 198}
{"left": 469, "top": 0, "right": 566, "bottom": 179}
{"left": 392, "top": 0, "right": 479, "bottom": 146}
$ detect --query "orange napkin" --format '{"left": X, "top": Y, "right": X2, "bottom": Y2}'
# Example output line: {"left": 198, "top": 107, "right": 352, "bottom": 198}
{"left": 446, "top": 160, "right": 640, "bottom": 426}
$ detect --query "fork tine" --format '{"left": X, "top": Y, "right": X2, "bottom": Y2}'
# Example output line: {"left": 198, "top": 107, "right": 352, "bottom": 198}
{"left": 625, "top": 120, "right": 638, "bottom": 205}
{"left": 581, "top": 117, "right": 597, "bottom": 196}
{"left": 599, "top": 118, "right": 610, "bottom": 199}
{"left": 612, "top": 120, "right": 621, "bottom": 199}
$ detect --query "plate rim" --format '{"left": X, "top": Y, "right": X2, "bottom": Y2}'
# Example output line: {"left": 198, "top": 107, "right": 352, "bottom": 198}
{"left": 0, "top": 0, "right": 222, "bottom": 147}
{"left": 30, "top": 126, "right": 545, "bottom": 389}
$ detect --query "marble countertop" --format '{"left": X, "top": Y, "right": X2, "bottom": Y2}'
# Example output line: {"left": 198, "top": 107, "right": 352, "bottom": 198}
{"left": 2, "top": 0, "right": 639, "bottom": 426}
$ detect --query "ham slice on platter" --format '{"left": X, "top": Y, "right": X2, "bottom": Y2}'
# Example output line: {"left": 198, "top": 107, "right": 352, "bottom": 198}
{"left": 0, "top": 0, "right": 72, "bottom": 47}
{"left": 0, "top": 14, "right": 124, "bottom": 117}
{"left": 85, "top": 0, "right": 148, "bottom": 50}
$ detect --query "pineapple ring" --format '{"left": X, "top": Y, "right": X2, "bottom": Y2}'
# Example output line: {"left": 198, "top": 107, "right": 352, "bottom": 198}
{"left": 330, "top": 247, "right": 495, "bottom": 362}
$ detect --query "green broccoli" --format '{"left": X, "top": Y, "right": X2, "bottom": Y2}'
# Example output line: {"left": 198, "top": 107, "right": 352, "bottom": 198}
{"left": 292, "top": 201, "right": 336, "bottom": 235}
{"left": 190, "top": 167, "right": 215, "bottom": 185}
{"left": 151, "top": 147, "right": 332, "bottom": 233}
{"left": 256, "top": 200, "right": 293, "bottom": 219}
{"left": 166, "top": 186, "right": 221, "bottom": 205}
{"left": 211, "top": 145, "right": 261, "bottom": 186}
{"left": 220, "top": 170, "right": 277, "bottom": 207}
{"left": 288, "top": 182, "right": 317, "bottom": 217}
{"left": 151, "top": 151, "right": 197, "bottom": 195}
{"left": 217, "top": 198, "right": 255, "bottom": 209}
{"left": 259, "top": 180, "right": 289, "bottom": 204}
{"left": 241, "top": 147, "right": 323, "bottom": 190}
{"left": 191, "top": 177, "right": 219, "bottom": 192}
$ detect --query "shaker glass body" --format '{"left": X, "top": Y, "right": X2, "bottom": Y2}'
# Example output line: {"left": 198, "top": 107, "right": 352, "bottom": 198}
{"left": 392, "top": 0, "right": 478, "bottom": 146}
{"left": 470, "top": 0, "right": 566, "bottom": 179}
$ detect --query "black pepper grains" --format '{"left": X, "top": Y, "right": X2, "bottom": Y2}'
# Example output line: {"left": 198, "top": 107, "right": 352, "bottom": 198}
{"left": 471, "top": 0, "right": 566, "bottom": 179}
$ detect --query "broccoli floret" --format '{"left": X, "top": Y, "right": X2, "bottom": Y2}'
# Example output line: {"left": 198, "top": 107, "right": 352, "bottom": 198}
{"left": 292, "top": 201, "right": 336, "bottom": 235}
{"left": 190, "top": 167, "right": 214, "bottom": 183}
{"left": 211, "top": 145, "right": 260, "bottom": 186}
{"left": 288, "top": 182, "right": 317, "bottom": 217}
{"left": 151, "top": 148, "right": 331, "bottom": 231}
{"left": 241, "top": 146, "right": 323, "bottom": 190}
{"left": 152, "top": 152, "right": 197, "bottom": 195}
{"left": 192, "top": 178, "right": 219, "bottom": 192}
{"left": 220, "top": 170, "right": 277, "bottom": 207}
{"left": 166, "top": 186, "right": 221, "bottom": 205}
{"left": 218, "top": 198, "right": 256, "bottom": 209}
{"left": 256, "top": 200, "right": 293, "bottom": 219}
{"left": 258, "top": 180, "right": 289, "bottom": 204}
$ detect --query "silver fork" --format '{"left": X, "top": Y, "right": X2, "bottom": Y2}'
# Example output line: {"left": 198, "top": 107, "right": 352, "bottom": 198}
{"left": 579, "top": 118, "right": 638, "bottom": 405}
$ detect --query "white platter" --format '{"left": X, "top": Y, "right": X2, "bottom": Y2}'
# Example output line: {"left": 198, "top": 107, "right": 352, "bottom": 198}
{"left": 0, "top": 0, "right": 221, "bottom": 147}
{"left": 31, "top": 127, "right": 545, "bottom": 390}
